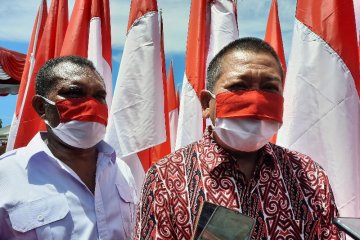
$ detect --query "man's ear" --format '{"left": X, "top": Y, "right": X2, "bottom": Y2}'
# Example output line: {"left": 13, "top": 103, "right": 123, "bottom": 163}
{"left": 32, "top": 95, "right": 46, "bottom": 119}
{"left": 200, "top": 90, "right": 213, "bottom": 118}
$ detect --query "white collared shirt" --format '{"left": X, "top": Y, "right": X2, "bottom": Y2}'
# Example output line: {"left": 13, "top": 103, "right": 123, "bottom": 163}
{"left": 0, "top": 132, "right": 137, "bottom": 240}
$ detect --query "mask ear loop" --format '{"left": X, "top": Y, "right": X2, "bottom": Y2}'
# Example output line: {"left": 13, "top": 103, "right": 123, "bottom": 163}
{"left": 37, "top": 95, "right": 60, "bottom": 128}
{"left": 38, "top": 95, "right": 56, "bottom": 105}
{"left": 203, "top": 90, "right": 216, "bottom": 128}
{"left": 204, "top": 90, "right": 216, "bottom": 99}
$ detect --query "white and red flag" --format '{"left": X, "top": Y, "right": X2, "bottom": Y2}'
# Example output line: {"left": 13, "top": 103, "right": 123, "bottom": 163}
{"left": 264, "top": 0, "right": 286, "bottom": 144}
{"left": 277, "top": 0, "right": 360, "bottom": 216}
{"left": 140, "top": 12, "right": 171, "bottom": 169}
{"left": 60, "top": 0, "right": 112, "bottom": 105}
{"left": 175, "top": 0, "right": 238, "bottom": 149}
{"left": 264, "top": 0, "right": 286, "bottom": 77}
{"left": 6, "top": 0, "right": 48, "bottom": 151}
{"left": 105, "top": 0, "right": 165, "bottom": 192}
{"left": 7, "top": 0, "right": 69, "bottom": 150}
{"left": 167, "top": 61, "right": 178, "bottom": 151}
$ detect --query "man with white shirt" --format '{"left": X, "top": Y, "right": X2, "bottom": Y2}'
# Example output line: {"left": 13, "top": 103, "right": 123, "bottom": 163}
{"left": 0, "top": 56, "right": 137, "bottom": 239}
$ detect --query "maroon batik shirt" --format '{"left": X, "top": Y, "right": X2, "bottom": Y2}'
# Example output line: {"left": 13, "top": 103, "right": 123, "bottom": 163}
{"left": 135, "top": 127, "right": 343, "bottom": 239}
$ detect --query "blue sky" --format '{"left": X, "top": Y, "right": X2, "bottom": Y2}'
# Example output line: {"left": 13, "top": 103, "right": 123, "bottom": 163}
{"left": 0, "top": 0, "right": 299, "bottom": 127}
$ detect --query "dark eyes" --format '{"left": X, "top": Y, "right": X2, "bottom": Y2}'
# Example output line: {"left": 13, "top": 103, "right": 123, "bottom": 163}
{"left": 261, "top": 84, "right": 280, "bottom": 93}
{"left": 228, "top": 82, "right": 249, "bottom": 91}
{"left": 227, "top": 82, "right": 280, "bottom": 93}
{"left": 60, "top": 87, "right": 106, "bottom": 102}
{"left": 60, "top": 87, "right": 85, "bottom": 98}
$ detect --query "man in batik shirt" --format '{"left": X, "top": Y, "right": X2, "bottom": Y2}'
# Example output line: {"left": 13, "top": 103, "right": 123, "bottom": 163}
{"left": 135, "top": 37, "right": 343, "bottom": 239}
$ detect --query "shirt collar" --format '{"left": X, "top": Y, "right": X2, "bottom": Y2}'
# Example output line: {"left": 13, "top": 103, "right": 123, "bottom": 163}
{"left": 25, "top": 132, "right": 116, "bottom": 167}
{"left": 203, "top": 126, "right": 276, "bottom": 172}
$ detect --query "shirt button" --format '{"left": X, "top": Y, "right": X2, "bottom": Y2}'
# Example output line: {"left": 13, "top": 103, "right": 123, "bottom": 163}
{"left": 37, "top": 214, "right": 44, "bottom": 222}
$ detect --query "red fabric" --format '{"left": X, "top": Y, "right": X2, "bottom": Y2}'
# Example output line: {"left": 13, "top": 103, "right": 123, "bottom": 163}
{"left": 127, "top": 0, "right": 157, "bottom": 33}
{"left": 135, "top": 127, "right": 344, "bottom": 239}
{"left": 56, "top": 97, "right": 108, "bottom": 125}
{"left": 14, "top": 0, "right": 68, "bottom": 149}
{"left": 0, "top": 48, "right": 26, "bottom": 81}
{"left": 60, "top": 0, "right": 90, "bottom": 58}
{"left": 264, "top": 0, "right": 286, "bottom": 143}
{"left": 264, "top": 0, "right": 286, "bottom": 83}
{"left": 176, "top": 89, "right": 180, "bottom": 110}
{"left": 167, "top": 61, "right": 177, "bottom": 112}
{"left": 90, "top": 0, "right": 112, "bottom": 68}
{"left": 185, "top": 0, "right": 208, "bottom": 98}
{"left": 216, "top": 90, "right": 284, "bottom": 123}
{"left": 54, "top": 0, "right": 68, "bottom": 56}
{"left": 12, "top": 0, "right": 48, "bottom": 149}
{"left": 16, "top": 0, "right": 48, "bottom": 117}
{"left": 296, "top": 0, "right": 360, "bottom": 96}
{"left": 60, "top": 0, "right": 112, "bottom": 68}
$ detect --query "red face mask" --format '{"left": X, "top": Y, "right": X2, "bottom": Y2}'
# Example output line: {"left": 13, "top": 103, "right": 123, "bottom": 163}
{"left": 41, "top": 96, "right": 109, "bottom": 149}
{"left": 212, "top": 90, "right": 284, "bottom": 152}
{"left": 54, "top": 97, "right": 108, "bottom": 126}
{"left": 215, "top": 90, "right": 284, "bottom": 123}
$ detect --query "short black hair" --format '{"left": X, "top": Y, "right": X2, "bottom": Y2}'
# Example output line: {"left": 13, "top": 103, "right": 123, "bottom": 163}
{"left": 35, "top": 55, "right": 98, "bottom": 97}
{"left": 206, "top": 37, "right": 284, "bottom": 92}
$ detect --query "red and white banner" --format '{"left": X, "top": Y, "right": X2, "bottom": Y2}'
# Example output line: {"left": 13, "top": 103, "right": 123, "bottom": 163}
{"left": 264, "top": 0, "right": 286, "bottom": 77}
{"left": 264, "top": 0, "right": 286, "bottom": 144}
{"left": 105, "top": 0, "right": 165, "bottom": 192}
{"left": 167, "top": 61, "right": 178, "bottom": 151}
{"left": 277, "top": 0, "right": 360, "bottom": 216}
{"left": 176, "top": 0, "right": 238, "bottom": 149}
{"left": 7, "top": 0, "right": 70, "bottom": 150}
{"left": 60, "top": 0, "right": 112, "bottom": 106}
{"left": 6, "top": 0, "right": 47, "bottom": 151}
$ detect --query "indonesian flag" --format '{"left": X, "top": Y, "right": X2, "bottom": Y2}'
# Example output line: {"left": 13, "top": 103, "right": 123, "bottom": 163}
{"left": 175, "top": 0, "right": 238, "bottom": 149}
{"left": 277, "top": 0, "right": 360, "bottom": 216}
{"left": 264, "top": 0, "right": 286, "bottom": 144}
{"left": 264, "top": 0, "right": 286, "bottom": 77}
{"left": 105, "top": 0, "right": 165, "bottom": 192}
{"left": 7, "top": 0, "right": 70, "bottom": 150}
{"left": 143, "top": 12, "right": 171, "bottom": 166}
{"left": 6, "top": 0, "right": 47, "bottom": 151}
{"left": 167, "top": 61, "right": 178, "bottom": 151}
{"left": 60, "top": 0, "right": 112, "bottom": 106}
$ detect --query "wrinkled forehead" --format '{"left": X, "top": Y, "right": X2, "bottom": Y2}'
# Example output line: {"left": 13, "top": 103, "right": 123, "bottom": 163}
{"left": 221, "top": 49, "right": 283, "bottom": 77}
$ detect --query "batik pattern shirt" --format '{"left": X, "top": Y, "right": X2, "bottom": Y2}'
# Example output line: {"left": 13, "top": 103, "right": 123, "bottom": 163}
{"left": 135, "top": 127, "right": 343, "bottom": 240}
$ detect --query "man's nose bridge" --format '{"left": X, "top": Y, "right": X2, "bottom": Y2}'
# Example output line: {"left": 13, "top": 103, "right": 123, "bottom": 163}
{"left": 249, "top": 69, "right": 264, "bottom": 89}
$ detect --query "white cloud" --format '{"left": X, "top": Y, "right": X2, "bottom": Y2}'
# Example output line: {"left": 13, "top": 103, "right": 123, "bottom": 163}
{"left": 110, "top": 0, "right": 191, "bottom": 53}
{"left": 237, "top": 0, "right": 296, "bottom": 60}
{"left": 0, "top": 1, "right": 40, "bottom": 42}
{"left": 0, "top": 0, "right": 297, "bottom": 56}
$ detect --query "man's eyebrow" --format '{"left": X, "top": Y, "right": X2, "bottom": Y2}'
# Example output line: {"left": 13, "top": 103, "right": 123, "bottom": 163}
{"left": 262, "top": 74, "right": 281, "bottom": 82}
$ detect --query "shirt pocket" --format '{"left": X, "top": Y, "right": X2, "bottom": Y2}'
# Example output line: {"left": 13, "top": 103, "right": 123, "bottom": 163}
{"left": 116, "top": 183, "right": 136, "bottom": 238}
{"left": 8, "top": 194, "right": 70, "bottom": 240}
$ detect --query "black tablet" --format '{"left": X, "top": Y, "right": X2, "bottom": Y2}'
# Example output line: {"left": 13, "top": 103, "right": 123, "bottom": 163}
{"left": 333, "top": 217, "right": 360, "bottom": 240}
{"left": 193, "top": 201, "right": 255, "bottom": 240}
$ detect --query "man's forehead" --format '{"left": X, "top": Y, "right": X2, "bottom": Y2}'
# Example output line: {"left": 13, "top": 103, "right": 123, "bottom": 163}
{"left": 52, "top": 61, "right": 93, "bottom": 78}
{"left": 50, "top": 61, "right": 105, "bottom": 88}
{"left": 221, "top": 50, "right": 282, "bottom": 75}
{"left": 223, "top": 49, "right": 275, "bottom": 62}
